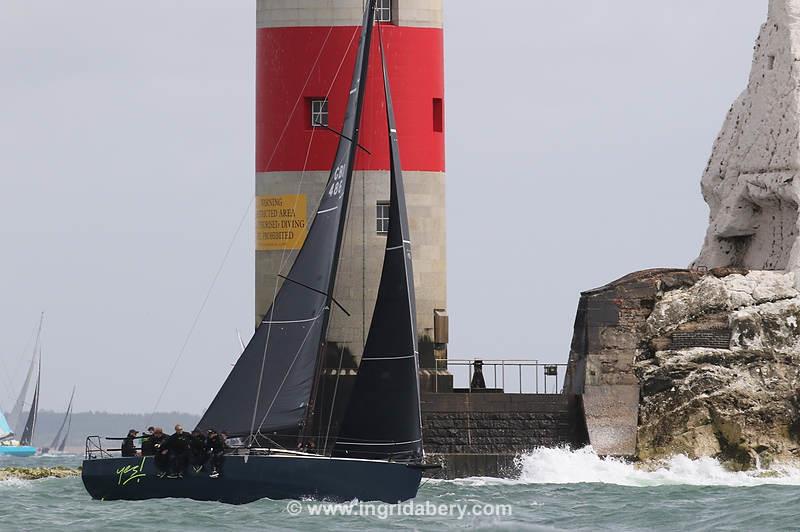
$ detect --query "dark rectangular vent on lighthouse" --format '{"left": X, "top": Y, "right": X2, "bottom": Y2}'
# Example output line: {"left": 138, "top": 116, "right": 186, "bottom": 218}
{"left": 670, "top": 329, "right": 731, "bottom": 350}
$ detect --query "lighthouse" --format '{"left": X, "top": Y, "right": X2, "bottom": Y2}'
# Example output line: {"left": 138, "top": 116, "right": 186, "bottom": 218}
{"left": 255, "top": 0, "right": 446, "bottom": 365}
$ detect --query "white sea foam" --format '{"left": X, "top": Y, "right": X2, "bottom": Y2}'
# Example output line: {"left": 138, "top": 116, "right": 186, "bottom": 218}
{"left": 432, "top": 446, "right": 800, "bottom": 488}
{"left": 0, "top": 477, "right": 33, "bottom": 488}
{"left": 514, "top": 446, "right": 800, "bottom": 487}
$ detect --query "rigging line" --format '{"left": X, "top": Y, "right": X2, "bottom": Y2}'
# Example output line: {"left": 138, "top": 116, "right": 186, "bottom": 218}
{"left": 264, "top": 26, "right": 336, "bottom": 177}
{"left": 277, "top": 275, "right": 351, "bottom": 316}
{"left": 261, "top": 24, "right": 343, "bottom": 287}
{"left": 314, "top": 123, "right": 372, "bottom": 154}
{"left": 276, "top": 24, "right": 361, "bottom": 275}
{"left": 253, "top": 306, "right": 328, "bottom": 433}
{"left": 150, "top": 26, "right": 343, "bottom": 427}
{"left": 336, "top": 438, "right": 423, "bottom": 446}
{"left": 251, "top": 25, "right": 362, "bottom": 442}
{"left": 323, "top": 344, "right": 346, "bottom": 454}
{"left": 147, "top": 198, "right": 253, "bottom": 421}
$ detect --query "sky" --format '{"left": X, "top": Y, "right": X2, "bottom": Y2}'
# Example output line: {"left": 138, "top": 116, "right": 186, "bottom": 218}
{"left": 0, "top": 1, "right": 767, "bottom": 414}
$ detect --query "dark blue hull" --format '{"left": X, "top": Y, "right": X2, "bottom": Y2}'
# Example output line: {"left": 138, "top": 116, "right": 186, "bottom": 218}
{"left": 81, "top": 454, "right": 423, "bottom": 504}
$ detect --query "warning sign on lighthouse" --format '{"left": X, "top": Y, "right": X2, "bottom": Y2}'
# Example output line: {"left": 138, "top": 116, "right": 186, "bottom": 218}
{"left": 256, "top": 194, "right": 308, "bottom": 251}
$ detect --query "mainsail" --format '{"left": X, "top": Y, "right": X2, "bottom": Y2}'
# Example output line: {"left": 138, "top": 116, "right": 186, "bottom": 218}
{"left": 49, "top": 387, "right": 75, "bottom": 450}
{"left": 197, "top": 0, "right": 377, "bottom": 440}
{"left": 20, "top": 358, "right": 40, "bottom": 447}
{"left": 332, "top": 36, "right": 424, "bottom": 462}
{"left": 10, "top": 314, "right": 43, "bottom": 434}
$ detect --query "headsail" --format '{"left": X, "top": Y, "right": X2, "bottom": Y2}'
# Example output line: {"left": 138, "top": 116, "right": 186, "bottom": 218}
{"left": 332, "top": 35, "right": 424, "bottom": 462}
{"left": 197, "top": 0, "right": 377, "bottom": 440}
{"left": 49, "top": 387, "right": 75, "bottom": 450}
{"left": 10, "top": 313, "right": 43, "bottom": 434}
{"left": 20, "top": 358, "right": 41, "bottom": 447}
{"left": 0, "top": 411, "right": 12, "bottom": 440}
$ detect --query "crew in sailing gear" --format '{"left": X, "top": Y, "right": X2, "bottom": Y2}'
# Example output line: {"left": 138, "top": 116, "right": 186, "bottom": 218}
{"left": 140, "top": 426, "right": 155, "bottom": 455}
{"left": 151, "top": 427, "right": 169, "bottom": 476}
{"left": 189, "top": 429, "right": 207, "bottom": 472}
{"left": 121, "top": 429, "right": 138, "bottom": 457}
{"left": 140, "top": 426, "right": 155, "bottom": 456}
{"left": 206, "top": 430, "right": 227, "bottom": 478}
{"left": 163, "top": 424, "right": 192, "bottom": 478}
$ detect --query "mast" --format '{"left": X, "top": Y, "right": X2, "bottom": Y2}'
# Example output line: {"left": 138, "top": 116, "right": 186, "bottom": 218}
{"left": 301, "top": 0, "right": 378, "bottom": 447}
{"left": 331, "top": 31, "right": 424, "bottom": 462}
{"left": 196, "top": 0, "right": 377, "bottom": 442}
{"left": 49, "top": 387, "right": 75, "bottom": 450}
{"left": 10, "top": 313, "right": 43, "bottom": 434}
{"left": 20, "top": 357, "right": 40, "bottom": 447}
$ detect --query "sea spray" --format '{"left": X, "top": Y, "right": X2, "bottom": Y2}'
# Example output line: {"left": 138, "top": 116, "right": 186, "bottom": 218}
{"left": 514, "top": 446, "right": 800, "bottom": 487}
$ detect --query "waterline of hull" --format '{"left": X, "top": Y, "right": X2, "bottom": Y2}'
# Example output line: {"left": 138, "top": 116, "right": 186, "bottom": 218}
{"left": 82, "top": 454, "right": 423, "bottom": 504}
{"left": 0, "top": 446, "right": 37, "bottom": 457}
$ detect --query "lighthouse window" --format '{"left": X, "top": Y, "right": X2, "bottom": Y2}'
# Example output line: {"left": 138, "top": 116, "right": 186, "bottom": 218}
{"left": 433, "top": 98, "right": 443, "bottom": 132}
{"left": 376, "top": 201, "right": 390, "bottom": 234}
{"left": 311, "top": 99, "right": 328, "bottom": 128}
{"left": 376, "top": 0, "right": 392, "bottom": 23}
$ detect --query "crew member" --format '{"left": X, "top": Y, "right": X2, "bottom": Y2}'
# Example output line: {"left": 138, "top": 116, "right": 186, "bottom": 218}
{"left": 189, "top": 429, "right": 207, "bottom": 472}
{"left": 151, "top": 427, "right": 169, "bottom": 476}
{"left": 121, "top": 429, "right": 138, "bottom": 457}
{"left": 140, "top": 426, "right": 155, "bottom": 456}
{"left": 206, "top": 430, "right": 228, "bottom": 479}
{"left": 163, "top": 424, "right": 192, "bottom": 478}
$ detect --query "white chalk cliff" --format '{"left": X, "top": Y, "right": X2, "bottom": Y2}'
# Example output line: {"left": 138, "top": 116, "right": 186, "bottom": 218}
{"left": 695, "top": 0, "right": 800, "bottom": 271}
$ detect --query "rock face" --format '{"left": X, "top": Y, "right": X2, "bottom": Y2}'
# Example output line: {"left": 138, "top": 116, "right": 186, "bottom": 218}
{"left": 564, "top": 268, "right": 800, "bottom": 469}
{"left": 636, "top": 270, "right": 800, "bottom": 468}
{"left": 694, "top": 0, "right": 800, "bottom": 271}
{"left": 0, "top": 467, "right": 80, "bottom": 481}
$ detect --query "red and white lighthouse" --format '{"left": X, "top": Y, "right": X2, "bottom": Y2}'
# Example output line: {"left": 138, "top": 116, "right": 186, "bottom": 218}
{"left": 255, "top": 0, "right": 446, "bottom": 361}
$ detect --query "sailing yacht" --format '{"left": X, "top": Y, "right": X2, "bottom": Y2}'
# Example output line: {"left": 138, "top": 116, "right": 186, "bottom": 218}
{"left": 0, "top": 410, "right": 35, "bottom": 457}
{"left": 82, "top": 0, "right": 436, "bottom": 503}
{"left": 0, "top": 316, "right": 43, "bottom": 457}
{"left": 42, "top": 387, "right": 75, "bottom": 454}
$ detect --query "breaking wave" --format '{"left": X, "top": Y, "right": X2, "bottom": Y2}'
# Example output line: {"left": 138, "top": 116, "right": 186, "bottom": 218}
{"left": 514, "top": 446, "right": 800, "bottom": 487}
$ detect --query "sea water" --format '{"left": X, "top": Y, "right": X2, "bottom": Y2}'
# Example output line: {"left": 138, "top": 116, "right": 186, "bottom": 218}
{"left": 1, "top": 447, "right": 799, "bottom": 531}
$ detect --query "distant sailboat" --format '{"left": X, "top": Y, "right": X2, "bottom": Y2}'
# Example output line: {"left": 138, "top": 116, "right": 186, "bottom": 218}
{"left": 9, "top": 313, "right": 42, "bottom": 435}
{"left": 0, "top": 316, "right": 42, "bottom": 457}
{"left": 57, "top": 404, "right": 73, "bottom": 453}
{"left": 43, "top": 387, "right": 75, "bottom": 454}
{"left": 0, "top": 409, "right": 34, "bottom": 456}
{"left": 19, "top": 358, "right": 41, "bottom": 448}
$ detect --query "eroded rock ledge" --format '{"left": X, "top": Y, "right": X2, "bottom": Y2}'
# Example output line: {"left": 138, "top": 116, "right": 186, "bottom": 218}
{"left": 637, "top": 270, "right": 800, "bottom": 469}
{"left": 0, "top": 467, "right": 80, "bottom": 481}
{"left": 564, "top": 268, "right": 800, "bottom": 470}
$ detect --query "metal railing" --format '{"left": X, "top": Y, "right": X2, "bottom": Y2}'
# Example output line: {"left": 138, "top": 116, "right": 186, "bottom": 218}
{"left": 85, "top": 435, "right": 114, "bottom": 460}
{"left": 433, "top": 358, "right": 566, "bottom": 394}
